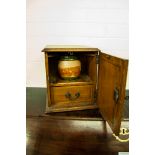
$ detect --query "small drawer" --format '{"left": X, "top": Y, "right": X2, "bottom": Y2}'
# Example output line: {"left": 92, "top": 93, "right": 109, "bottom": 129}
{"left": 50, "top": 85, "right": 94, "bottom": 107}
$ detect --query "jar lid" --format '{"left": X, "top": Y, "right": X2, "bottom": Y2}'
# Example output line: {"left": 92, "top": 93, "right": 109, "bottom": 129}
{"left": 60, "top": 55, "right": 78, "bottom": 61}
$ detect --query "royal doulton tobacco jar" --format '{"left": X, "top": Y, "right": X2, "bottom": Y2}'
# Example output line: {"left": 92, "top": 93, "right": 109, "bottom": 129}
{"left": 58, "top": 55, "right": 81, "bottom": 80}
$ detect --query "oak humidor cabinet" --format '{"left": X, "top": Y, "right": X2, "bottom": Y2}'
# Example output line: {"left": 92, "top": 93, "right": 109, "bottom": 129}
{"left": 42, "top": 45, "right": 128, "bottom": 136}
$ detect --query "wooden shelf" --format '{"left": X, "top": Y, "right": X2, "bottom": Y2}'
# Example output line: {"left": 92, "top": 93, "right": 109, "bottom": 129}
{"left": 50, "top": 75, "right": 95, "bottom": 87}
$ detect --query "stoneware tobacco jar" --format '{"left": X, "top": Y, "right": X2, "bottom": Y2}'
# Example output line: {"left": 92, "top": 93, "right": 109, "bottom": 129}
{"left": 58, "top": 55, "right": 81, "bottom": 80}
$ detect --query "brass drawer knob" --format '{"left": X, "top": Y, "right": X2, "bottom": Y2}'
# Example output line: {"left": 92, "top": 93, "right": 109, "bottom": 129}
{"left": 65, "top": 92, "right": 80, "bottom": 100}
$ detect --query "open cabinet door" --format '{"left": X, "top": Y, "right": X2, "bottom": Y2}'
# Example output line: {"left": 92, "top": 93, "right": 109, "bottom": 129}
{"left": 97, "top": 52, "right": 128, "bottom": 136}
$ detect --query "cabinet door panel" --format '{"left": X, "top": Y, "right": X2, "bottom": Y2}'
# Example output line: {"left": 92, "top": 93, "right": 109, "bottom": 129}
{"left": 97, "top": 52, "right": 128, "bottom": 135}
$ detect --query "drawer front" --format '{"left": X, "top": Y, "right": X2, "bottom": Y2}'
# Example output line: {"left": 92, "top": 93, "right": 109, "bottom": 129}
{"left": 50, "top": 85, "right": 94, "bottom": 108}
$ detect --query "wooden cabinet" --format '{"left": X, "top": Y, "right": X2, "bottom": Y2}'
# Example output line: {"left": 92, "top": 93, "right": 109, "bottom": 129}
{"left": 42, "top": 45, "right": 128, "bottom": 136}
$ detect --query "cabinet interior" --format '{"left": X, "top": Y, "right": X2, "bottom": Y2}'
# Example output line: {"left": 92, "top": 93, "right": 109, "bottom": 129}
{"left": 47, "top": 52, "right": 98, "bottom": 86}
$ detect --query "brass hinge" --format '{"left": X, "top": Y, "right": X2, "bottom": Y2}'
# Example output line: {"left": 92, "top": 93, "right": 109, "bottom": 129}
{"left": 96, "top": 54, "right": 99, "bottom": 64}
{"left": 94, "top": 90, "right": 98, "bottom": 99}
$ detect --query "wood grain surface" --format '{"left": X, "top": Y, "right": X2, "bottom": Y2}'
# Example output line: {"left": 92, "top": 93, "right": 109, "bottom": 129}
{"left": 27, "top": 116, "right": 128, "bottom": 155}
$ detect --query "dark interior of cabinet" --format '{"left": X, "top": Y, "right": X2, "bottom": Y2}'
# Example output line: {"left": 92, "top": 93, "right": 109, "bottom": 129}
{"left": 47, "top": 52, "right": 97, "bottom": 85}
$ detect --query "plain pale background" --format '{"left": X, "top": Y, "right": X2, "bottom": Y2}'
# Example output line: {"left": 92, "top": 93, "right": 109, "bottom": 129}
{"left": 26, "top": 0, "right": 129, "bottom": 88}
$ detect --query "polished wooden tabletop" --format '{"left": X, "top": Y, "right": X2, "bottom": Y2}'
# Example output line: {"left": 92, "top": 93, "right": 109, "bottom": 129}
{"left": 26, "top": 116, "right": 128, "bottom": 155}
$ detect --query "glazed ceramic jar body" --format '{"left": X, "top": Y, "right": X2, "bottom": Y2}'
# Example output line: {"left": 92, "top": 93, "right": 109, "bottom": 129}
{"left": 58, "top": 56, "right": 81, "bottom": 79}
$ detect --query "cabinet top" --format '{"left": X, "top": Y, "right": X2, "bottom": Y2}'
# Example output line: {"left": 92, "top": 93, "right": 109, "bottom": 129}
{"left": 42, "top": 45, "right": 100, "bottom": 52}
